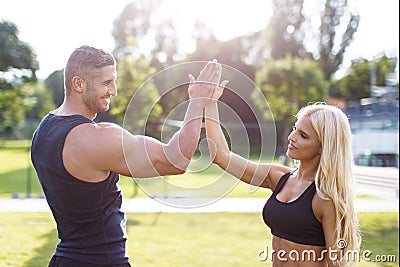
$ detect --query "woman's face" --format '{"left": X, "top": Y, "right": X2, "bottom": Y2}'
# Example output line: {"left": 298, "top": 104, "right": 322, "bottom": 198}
{"left": 286, "top": 116, "right": 322, "bottom": 161}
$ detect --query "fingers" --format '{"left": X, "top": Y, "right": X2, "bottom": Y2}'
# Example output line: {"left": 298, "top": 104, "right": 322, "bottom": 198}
{"left": 196, "top": 61, "right": 213, "bottom": 82}
{"left": 211, "top": 80, "right": 229, "bottom": 101}
{"left": 211, "top": 62, "right": 222, "bottom": 85}
{"left": 188, "top": 59, "right": 224, "bottom": 104}
{"left": 188, "top": 74, "right": 195, "bottom": 86}
{"left": 197, "top": 59, "right": 220, "bottom": 86}
{"left": 220, "top": 80, "right": 229, "bottom": 88}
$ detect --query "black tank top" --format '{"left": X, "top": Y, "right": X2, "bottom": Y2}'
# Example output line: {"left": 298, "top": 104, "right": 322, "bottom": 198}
{"left": 262, "top": 172, "right": 326, "bottom": 246}
{"left": 31, "top": 114, "right": 129, "bottom": 264}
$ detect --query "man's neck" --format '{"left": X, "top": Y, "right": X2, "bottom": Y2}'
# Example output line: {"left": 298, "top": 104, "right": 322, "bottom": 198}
{"left": 52, "top": 101, "right": 96, "bottom": 120}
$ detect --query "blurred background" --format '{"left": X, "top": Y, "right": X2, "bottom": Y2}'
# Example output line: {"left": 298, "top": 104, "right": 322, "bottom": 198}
{"left": 0, "top": 2, "right": 398, "bottom": 266}
{"left": 0, "top": 0, "right": 398, "bottom": 167}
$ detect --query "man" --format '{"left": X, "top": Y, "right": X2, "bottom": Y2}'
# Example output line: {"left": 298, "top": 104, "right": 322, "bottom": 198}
{"left": 31, "top": 45, "right": 221, "bottom": 266}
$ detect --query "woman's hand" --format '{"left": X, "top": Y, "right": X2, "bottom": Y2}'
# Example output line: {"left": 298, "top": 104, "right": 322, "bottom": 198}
{"left": 187, "top": 60, "right": 222, "bottom": 107}
{"left": 211, "top": 80, "right": 229, "bottom": 102}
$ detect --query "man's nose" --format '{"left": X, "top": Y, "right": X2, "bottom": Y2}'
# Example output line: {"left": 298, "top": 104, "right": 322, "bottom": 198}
{"left": 108, "top": 85, "right": 117, "bottom": 96}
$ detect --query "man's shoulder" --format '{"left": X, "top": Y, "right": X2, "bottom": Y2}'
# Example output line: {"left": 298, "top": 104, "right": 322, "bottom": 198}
{"left": 96, "top": 122, "right": 121, "bottom": 129}
{"left": 74, "top": 121, "right": 121, "bottom": 131}
{"left": 68, "top": 122, "right": 124, "bottom": 145}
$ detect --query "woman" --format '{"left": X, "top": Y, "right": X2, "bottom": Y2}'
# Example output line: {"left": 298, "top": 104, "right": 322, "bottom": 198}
{"left": 205, "top": 84, "right": 361, "bottom": 266}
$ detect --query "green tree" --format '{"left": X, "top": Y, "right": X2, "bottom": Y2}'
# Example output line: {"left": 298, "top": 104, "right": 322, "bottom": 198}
{"left": 375, "top": 55, "right": 398, "bottom": 86}
{"left": 0, "top": 21, "right": 38, "bottom": 79}
{"left": 268, "top": 0, "right": 306, "bottom": 59}
{"left": 112, "top": 0, "right": 188, "bottom": 133}
{"left": 0, "top": 81, "right": 30, "bottom": 135}
{"left": 330, "top": 55, "right": 398, "bottom": 100}
{"left": 112, "top": 54, "right": 162, "bottom": 133}
{"left": 266, "top": 0, "right": 359, "bottom": 80}
{"left": 112, "top": 0, "right": 156, "bottom": 59}
{"left": 0, "top": 20, "right": 39, "bottom": 135}
{"left": 45, "top": 70, "right": 64, "bottom": 106}
{"left": 18, "top": 81, "right": 55, "bottom": 138}
{"left": 112, "top": 0, "right": 180, "bottom": 70}
{"left": 254, "top": 56, "right": 328, "bottom": 154}
{"left": 330, "top": 58, "right": 370, "bottom": 100}
{"left": 25, "top": 82, "right": 55, "bottom": 120}
{"left": 318, "top": 0, "right": 360, "bottom": 80}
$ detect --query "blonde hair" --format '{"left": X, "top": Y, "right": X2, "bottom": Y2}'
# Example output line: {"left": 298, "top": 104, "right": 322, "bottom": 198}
{"left": 296, "top": 103, "right": 361, "bottom": 266}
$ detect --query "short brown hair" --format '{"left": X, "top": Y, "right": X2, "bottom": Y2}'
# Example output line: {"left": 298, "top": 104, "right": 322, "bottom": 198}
{"left": 64, "top": 45, "right": 115, "bottom": 95}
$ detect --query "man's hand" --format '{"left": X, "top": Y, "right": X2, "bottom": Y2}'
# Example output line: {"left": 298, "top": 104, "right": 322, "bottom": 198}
{"left": 187, "top": 59, "right": 222, "bottom": 107}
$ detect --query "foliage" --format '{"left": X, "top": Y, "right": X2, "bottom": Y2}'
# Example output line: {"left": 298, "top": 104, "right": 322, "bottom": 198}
{"left": 254, "top": 55, "right": 328, "bottom": 153}
{"left": 0, "top": 20, "right": 40, "bottom": 135}
{"left": 0, "top": 20, "right": 38, "bottom": 78}
{"left": 267, "top": 0, "right": 360, "bottom": 80}
{"left": 374, "top": 55, "right": 398, "bottom": 86}
{"left": 330, "top": 55, "right": 398, "bottom": 100}
{"left": 255, "top": 56, "right": 328, "bottom": 120}
{"left": 268, "top": 0, "right": 306, "bottom": 59}
{"left": 111, "top": 54, "right": 162, "bottom": 130}
{"left": 1, "top": 80, "right": 55, "bottom": 138}
{"left": 318, "top": 0, "right": 360, "bottom": 80}
{"left": 45, "top": 70, "right": 64, "bottom": 106}
{"left": 111, "top": 0, "right": 362, "bottom": 141}
{"left": 112, "top": 0, "right": 180, "bottom": 70}
{"left": 0, "top": 81, "right": 33, "bottom": 135}
{"left": 25, "top": 81, "right": 55, "bottom": 120}
{"left": 112, "top": 0, "right": 187, "bottom": 132}
{"left": 330, "top": 58, "right": 370, "bottom": 100}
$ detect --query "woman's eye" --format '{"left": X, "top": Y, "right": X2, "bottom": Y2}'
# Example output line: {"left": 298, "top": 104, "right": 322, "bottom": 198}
{"left": 293, "top": 126, "right": 307, "bottom": 138}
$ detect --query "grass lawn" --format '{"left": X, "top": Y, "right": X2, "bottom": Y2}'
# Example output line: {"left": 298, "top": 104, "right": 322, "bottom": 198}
{"left": 0, "top": 140, "right": 272, "bottom": 199}
{"left": 0, "top": 212, "right": 398, "bottom": 267}
{"left": 1, "top": 140, "right": 399, "bottom": 266}
{"left": 0, "top": 140, "right": 42, "bottom": 198}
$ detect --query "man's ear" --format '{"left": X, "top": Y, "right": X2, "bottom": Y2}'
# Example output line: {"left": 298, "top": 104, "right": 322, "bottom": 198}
{"left": 71, "top": 76, "right": 85, "bottom": 93}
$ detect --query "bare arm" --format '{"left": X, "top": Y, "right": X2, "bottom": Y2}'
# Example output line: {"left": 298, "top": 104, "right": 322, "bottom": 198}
{"left": 65, "top": 60, "right": 223, "bottom": 180}
{"left": 204, "top": 84, "right": 290, "bottom": 189}
{"left": 123, "top": 60, "right": 222, "bottom": 178}
{"left": 315, "top": 197, "right": 339, "bottom": 267}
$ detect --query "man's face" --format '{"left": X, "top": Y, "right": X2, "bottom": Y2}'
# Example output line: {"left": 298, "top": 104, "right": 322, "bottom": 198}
{"left": 82, "top": 65, "right": 117, "bottom": 114}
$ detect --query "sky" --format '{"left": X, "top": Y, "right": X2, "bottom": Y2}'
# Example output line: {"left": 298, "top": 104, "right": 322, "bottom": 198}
{"left": 0, "top": 0, "right": 398, "bottom": 79}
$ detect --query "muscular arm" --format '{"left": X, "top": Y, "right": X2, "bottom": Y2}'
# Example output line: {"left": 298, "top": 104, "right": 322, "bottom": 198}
{"left": 71, "top": 60, "right": 222, "bottom": 179}
{"left": 122, "top": 99, "right": 206, "bottom": 177}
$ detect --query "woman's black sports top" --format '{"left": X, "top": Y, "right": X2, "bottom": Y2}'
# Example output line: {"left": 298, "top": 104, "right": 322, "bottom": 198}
{"left": 262, "top": 172, "right": 326, "bottom": 247}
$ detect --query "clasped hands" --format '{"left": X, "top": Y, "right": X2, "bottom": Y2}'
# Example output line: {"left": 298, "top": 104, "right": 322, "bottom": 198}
{"left": 188, "top": 59, "right": 229, "bottom": 106}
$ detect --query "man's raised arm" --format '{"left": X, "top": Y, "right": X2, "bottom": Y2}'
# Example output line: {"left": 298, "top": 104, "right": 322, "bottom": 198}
{"left": 122, "top": 60, "right": 222, "bottom": 178}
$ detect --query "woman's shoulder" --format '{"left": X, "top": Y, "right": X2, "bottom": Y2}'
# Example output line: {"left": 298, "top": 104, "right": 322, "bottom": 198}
{"left": 313, "top": 192, "right": 335, "bottom": 220}
{"left": 267, "top": 164, "right": 294, "bottom": 190}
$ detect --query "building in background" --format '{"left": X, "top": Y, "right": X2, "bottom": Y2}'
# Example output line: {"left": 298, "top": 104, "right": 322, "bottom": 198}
{"left": 345, "top": 87, "right": 399, "bottom": 168}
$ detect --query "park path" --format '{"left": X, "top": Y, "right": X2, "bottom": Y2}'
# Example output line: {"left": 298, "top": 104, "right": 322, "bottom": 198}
{"left": 0, "top": 166, "right": 398, "bottom": 213}
{"left": 0, "top": 196, "right": 396, "bottom": 213}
